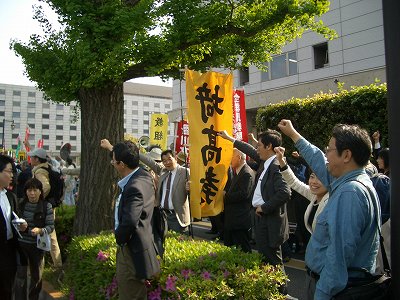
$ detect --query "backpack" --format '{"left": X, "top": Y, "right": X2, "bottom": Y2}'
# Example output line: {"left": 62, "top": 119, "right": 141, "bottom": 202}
{"left": 40, "top": 166, "right": 64, "bottom": 208}
{"left": 370, "top": 173, "right": 390, "bottom": 224}
{"left": 20, "top": 199, "right": 49, "bottom": 228}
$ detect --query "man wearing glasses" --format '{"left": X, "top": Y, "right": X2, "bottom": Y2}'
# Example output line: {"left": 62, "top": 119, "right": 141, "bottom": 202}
{"left": 278, "top": 119, "right": 380, "bottom": 300}
{"left": 108, "top": 141, "right": 160, "bottom": 300}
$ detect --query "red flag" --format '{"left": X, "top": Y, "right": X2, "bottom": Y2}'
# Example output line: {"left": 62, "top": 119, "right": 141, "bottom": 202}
{"left": 24, "top": 127, "right": 31, "bottom": 163}
{"left": 232, "top": 89, "right": 248, "bottom": 142}
{"left": 175, "top": 120, "right": 190, "bottom": 156}
{"left": 37, "top": 138, "right": 44, "bottom": 148}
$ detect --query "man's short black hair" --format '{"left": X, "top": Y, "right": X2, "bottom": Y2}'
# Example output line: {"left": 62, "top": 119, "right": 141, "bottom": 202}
{"left": 0, "top": 154, "right": 14, "bottom": 172}
{"left": 161, "top": 149, "right": 174, "bottom": 160}
{"left": 332, "top": 124, "right": 372, "bottom": 167}
{"left": 112, "top": 141, "right": 139, "bottom": 169}
{"left": 258, "top": 129, "right": 282, "bottom": 148}
{"left": 37, "top": 157, "right": 47, "bottom": 164}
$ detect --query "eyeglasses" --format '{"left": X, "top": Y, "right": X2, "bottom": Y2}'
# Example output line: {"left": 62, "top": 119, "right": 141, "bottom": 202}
{"left": 110, "top": 159, "right": 121, "bottom": 165}
{"left": 326, "top": 147, "right": 337, "bottom": 153}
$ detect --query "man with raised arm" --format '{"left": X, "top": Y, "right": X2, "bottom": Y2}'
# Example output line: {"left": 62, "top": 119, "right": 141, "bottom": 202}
{"left": 278, "top": 119, "right": 380, "bottom": 300}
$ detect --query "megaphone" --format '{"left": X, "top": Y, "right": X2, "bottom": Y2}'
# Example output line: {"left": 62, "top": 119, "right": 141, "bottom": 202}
{"left": 138, "top": 136, "right": 150, "bottom": 149}
{"left": 60, "top": 143, "right": 72, "bottom": 161}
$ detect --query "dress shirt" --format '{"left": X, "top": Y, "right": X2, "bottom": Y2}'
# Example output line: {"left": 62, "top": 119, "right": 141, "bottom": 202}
{"left": 0, "top": 189, "right": 13, "bottom": 240}
{"left": 296, "top": 137, "right": 379, "bottom": 300}
{"left": 252, "top": 155, "right": 276, "bottom": 207}
{"left": 161, "top": 168, "right": 177, "bottom": 210}
{"left": 115, "top": 168, "right": 139, "bottom": 230}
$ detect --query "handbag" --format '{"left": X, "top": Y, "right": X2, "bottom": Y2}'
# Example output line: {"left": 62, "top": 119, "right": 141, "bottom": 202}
{"left": 333, "top": 181, "right": 392, "bottom": 300}
{"left": 37, "top": 228, "right": 51, "bottom": 251}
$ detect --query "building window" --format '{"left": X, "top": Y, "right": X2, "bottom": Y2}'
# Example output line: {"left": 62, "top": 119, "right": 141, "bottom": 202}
{"left": 13, "top": 90, "right": 21, "bottom": 96}
{"left": 144, "top": 120, "right": 149, "bottom": 125}
{"left": 13, "top": 101, "right": 20, "bottom": 107}
{"left": 43, "top": 145, "right": 49, "bottom": 150}
{"left": 27, "top": 102, "right": 36, "bottom": 108}
{"left": 43, "top": 103, "right": 50, "bottom": 109}
{"left": 13, "top": 123, "right": 20, "bottom": 129}
{"left": 70, "top": 125, "right": 77, "bottom": 130}
{"left": 12, "top": 112, "right": 20, "bottom": 118}
{"left": 0, "top": 112, "right": 4, "bottom": 117}
{"left": 144, "top": 111, "right": 149, "bottom": 115}
{"left": 0, "top": 89, "right": 5, "bottom": 94}
{"left": 28, "top": 113, "right": 35, "bottom": 119}
{"left": 56, "top": 145, "right": 61, "bottom": 150}
{"left": 28, "top": 91, "right": 36, "bottom": 97}
{"left": 12, "top": 144, "right": 17, "bottom": 150}
{"left": 56, "top": 115, "right": 63, "bottom": 120}
{"left": 56, "top": 125, "right": 63, "bottom": 130}
{"left": 71, "top": 146, "right": 77, "bottom": 151}
{"left": 132, "top": 128, "right": 138, "bottom": 133}
{"left": 132, "top": 120, "right": 138, "bottom": 125}
{"left": 56, "top": 104, "right": 64, "bottom": 110}
{"left": 132, "top": 110, "right": 138, "bottom": 115}
{"left": 239, "top": 67, "right": 249, "bottom": 86}
{"left": 70, "top": 136, "right": 77, "bottom": 140}
{"left": 42, "top": 114, "right": 50, "bottom": 119}
{"left": 143, "top": 129, "right": 149, "bottom": 134}
{"left": 56, "top": 135, "right": 63, "bottom": 140}
{"left": 42, "top": 124, "right": 50, "bottom": 129}
{"left": 28, "top": 124, "right": 35, "bottom": 129}
{"left": 262, "top": 51, "right": 298, "bottom": 81}
{"left": 29, "top": 134, "right": 35, "bottom": 140}
{"left": 313, "top": 42, "right": 329, "bottom": 69}
{"left": 132, "top": 101, "right": 138, "bottom": 106}
{"left": 154, "top": 103, "right": 160, "bottom": 108}
{"left": 144, "top": 102, "right": 149, "bottom": 107}
{"left": 0, "top": 100, "right": 5, "bottom": 106}
{"left": 42, "top": 135, "right": 49, "bottom": 139}
{"left": 12, "top": 133, "right": 19, "bottom": 139}
{"left": 165, "top": 104, "right": 170, "bottom": 109}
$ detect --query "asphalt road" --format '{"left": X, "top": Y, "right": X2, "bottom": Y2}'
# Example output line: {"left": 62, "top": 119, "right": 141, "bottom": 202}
{"left": 191, "top": 219, "right": 308, "bottom": 300}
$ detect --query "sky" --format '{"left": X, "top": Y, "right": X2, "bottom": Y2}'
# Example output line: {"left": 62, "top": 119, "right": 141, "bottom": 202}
{"left": 0, "top": 0, "right": 172, "bottom": 87}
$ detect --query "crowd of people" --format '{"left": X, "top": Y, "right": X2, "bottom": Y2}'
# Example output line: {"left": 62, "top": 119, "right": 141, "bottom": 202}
{"left": 0, "top": 118, "right": 390, "bottom": 300}
{"left": 0, "top": 149, "right": 78, "bottom": 300}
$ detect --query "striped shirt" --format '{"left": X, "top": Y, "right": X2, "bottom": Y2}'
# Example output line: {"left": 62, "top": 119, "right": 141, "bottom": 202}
{"left": 19, "top": 201, "right": 54, "bottom": 245}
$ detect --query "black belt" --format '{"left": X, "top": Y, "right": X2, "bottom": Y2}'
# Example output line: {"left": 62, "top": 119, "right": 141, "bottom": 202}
{"left": 306, "top": 266, "right": 320, "bottom": 280}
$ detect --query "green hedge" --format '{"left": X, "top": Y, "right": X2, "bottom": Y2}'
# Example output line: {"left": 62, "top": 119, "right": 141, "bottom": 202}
{"left": 63, "top": 232, "right": 287, "bottom": 299}
{"left": 55, "top": 205, "right": 76, "bottom": 262}
{"left": 256, "top": 83, "right": 388, "bottom": 153}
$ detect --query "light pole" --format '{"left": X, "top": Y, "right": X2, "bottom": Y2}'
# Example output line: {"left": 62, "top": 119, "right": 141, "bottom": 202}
{"left": 1, "top": 119, "right": 15, "bottom": 152}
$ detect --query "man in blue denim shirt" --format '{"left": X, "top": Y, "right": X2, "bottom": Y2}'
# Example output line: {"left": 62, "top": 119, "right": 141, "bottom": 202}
{"left": 278, "top": 120, "right": 380, "bottom": 300}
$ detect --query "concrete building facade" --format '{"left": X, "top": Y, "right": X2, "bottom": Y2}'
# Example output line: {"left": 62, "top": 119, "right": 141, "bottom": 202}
{"left": 0, "top": 82, "right": 172, "bottom": 158}
{"left": 169, "top": 0, "right": 386, "bottom": 131}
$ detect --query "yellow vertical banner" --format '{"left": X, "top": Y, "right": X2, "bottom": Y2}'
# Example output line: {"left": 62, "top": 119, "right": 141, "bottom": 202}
{"left": 150, "top": 113, "right": 168, "bottom": 150}
{"left": 186, "top": 69, "right": 233, "bottom": 219}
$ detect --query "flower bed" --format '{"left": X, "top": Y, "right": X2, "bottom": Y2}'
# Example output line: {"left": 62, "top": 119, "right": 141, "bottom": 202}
{"left": 63, "top": 232, "right": 287, "bottom": 299}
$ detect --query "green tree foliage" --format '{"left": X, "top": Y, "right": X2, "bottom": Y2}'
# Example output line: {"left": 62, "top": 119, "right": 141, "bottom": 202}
{"left": 11, "top": 0, "right": 334, "bottom": 234}
{"left": 256, "top": 83, "right": 388, "bottom": 153}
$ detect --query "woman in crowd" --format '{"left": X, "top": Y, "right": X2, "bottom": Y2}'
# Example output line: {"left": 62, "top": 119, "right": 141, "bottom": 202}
{"left": 377, "top": 148, "right": 390, "bottom": 176}
{"left": 275, "top": 147, "right": 329, "bottom": 234}
{"left": 17, "top": 178, "right": 54, "bottom": 300}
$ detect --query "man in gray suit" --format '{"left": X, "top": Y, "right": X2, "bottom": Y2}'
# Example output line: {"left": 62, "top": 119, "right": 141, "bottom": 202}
{"left": 139, "top": 149, "right": 191, "bottom": 233}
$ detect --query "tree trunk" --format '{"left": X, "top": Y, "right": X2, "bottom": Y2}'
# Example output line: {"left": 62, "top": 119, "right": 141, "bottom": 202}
{"left": 73, "top": 82, "right": 124, "bottom": 235}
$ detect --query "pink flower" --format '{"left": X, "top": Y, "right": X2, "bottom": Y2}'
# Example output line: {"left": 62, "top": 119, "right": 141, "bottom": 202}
{"left": 96, "top": 250, "right": 108, "bottom": 261}
{"left": 223, "top": 270, "right": 231, "bottom": 278}
{"left": 201, "top": 271, "right": 211, "bottom": 280}
{"left": 180, "top": 269, "right": 193, "bottom": 280}
{"left": 165, "top": 275, "right": 177, "bottom": 291}
{"left": 148, "top": 286, "right": 162, "bottom": 300}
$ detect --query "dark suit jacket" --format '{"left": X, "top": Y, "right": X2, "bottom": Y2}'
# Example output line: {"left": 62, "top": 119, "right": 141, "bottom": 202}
{"left": 115, "top": 168, "right": 160, "bottom": 279}
{"left": 224, "top": 164, "right": 255, "bottom": 230}
{"left": 234, "top": 140, "right": 290, "bottom": 248}
{"left": 0, "top": 191, "right": 19, "bottom": 270}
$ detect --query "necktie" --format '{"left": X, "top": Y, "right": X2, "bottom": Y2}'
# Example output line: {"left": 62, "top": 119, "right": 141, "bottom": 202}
{"left": 163, "top": 172, "right": 172, "bottom": 210}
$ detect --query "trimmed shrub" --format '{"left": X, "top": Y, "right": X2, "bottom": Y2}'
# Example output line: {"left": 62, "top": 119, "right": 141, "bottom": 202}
{"left": 256, "top": 83, "right": 388, "bottom": 153}
{"left": 63, "top": 232, "right": 287, "bottom": 299}
{"left": 55, "top": 205, "right": 76, "bottom": 261}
